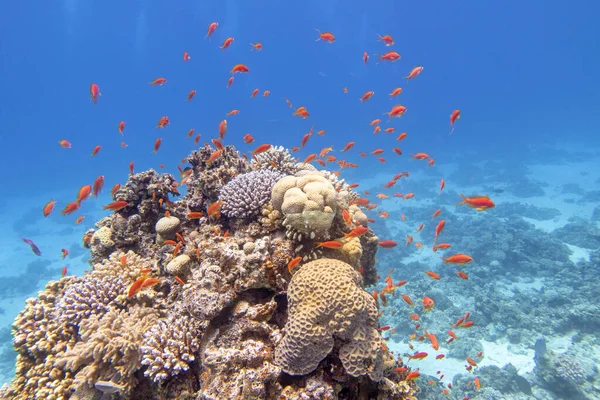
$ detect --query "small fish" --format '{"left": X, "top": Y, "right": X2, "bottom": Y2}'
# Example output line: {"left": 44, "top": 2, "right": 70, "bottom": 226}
{"left": 206, "top": 22, "right": 218, "bottom": 39}
{"left": 43, "top": 199, "right": 57, "bottom": 217}
{"left": 316, "top": 29, "right": 335, "bottom": 43}
{"left": 315, "top": 241, "right": 343, "bottom": 249}
{"left": 220, "top": 37, "right": 234, "bottom": 50}
{"left": 249, "top": 42, "right": 263, "bottom": 51}
{"left": 23, "top": 238, "right": 41, "bottom": 256}
{"left": 59, "top": 139, "right": 72, "bottom": 148}
{"left": 442, "top": 254, "right": 473, "bottom": 265}
{"left": 288, "top": 256, "right": 302, "bottom": 274}
{"left": 89, "top": 83, "right": 101, "bottom": 105}
{"left": 61, "top": 248, "right": 69, "bottom": 259}
{"left": 231, "top": 64, "right": 250, "bottom": 74}
{"left": 450, "top": 109, "right": 461, "bottom": 135}
{"left": 456, "top": 194, "right": 495, "bottom": 211}
{"left": 149, "top": 77, "right": 167, "bottom": 85}
{"left": 103, "top": 201, "right": 129, "bottom": 211}
{"left": 377, "top": 240, "right": 397, "bottom": 248}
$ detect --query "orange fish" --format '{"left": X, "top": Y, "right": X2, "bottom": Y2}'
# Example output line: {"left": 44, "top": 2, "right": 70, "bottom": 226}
{"left": 315, "top": 241, "right": 342, "bottom": 249}
{"left": 387, "top": 104, "right": 407, "bottom": 118}
{"left": 288, "top": 256, "right": 302, "bottom": 274}
{"left": 90, "top": 83, "right": 101, "bottom": 105}
{"left": 103, "top": 201, "right": 129, "bottom": 211}
{"left": 61, "top": 266, "right": 68, "bottom": 278}
{"left": 252, "top": 144, "right": 272, "bottom": 155}
{"left": 456, "top": 194, "right": 495, "bottom": 211}
{"left": 128, "top": 276, "right": 148, "bottom": 298}
{"left": 130, "top": 161, "right": 136, "bottom": 176}
{"left": 402, "top": 294, "right": 413, "bottom": 306}
{"left": 434, "top": 220, "right": 445, "bottom": 245}
{"left": 207, "top": 201, "right": 222, "bottom": 218}
{"left": 457, "top": 271, "right": 469, "bottom": 280}
{"left": 111, "top": 183, "right": 121, "bottom": 196}
{"left": 405, "top": 371, "right": 420, "bottom": 381}
{"left": 432, "top": 243, "right": 451, "bottom": 252}
{"left": 263, "top": 90, "right": 270, "bottom": 97}
{"left": 450, "top": 109, "right": 460, "bottom": 135}
{"left": 149, "top": 77, "right": 167, "bottom": 85}
{"left": 243, "top": 134, "right": 255, "bottom": 144}
{"left": 251, "top": 88, "right": 259, "bottom": 98}
{"left": 61, "top": 248, "right": 69, "bottom": 259}
{"left": 187, "top": 90, "right": 196, "bottom": 101}
{"left": 219, "top": 120, "right": 227, "bottom": 139}
{"left": 183, "top": 51, "right": 190, "bottom": 61}
{"left": 425, "top": 271, "right": 440, "bottom": 280}
{"left": 43, "top": 199, "right": 56, "bottom": 217}
{"left": 77, "top": 185, "right": 92, "bottom": 203}
{"left": 439, "top": 178, "right": 445, "bottom": 195}
{"left": 92, "top": 176, "right": 105, "bottom": 197}
{"left": 205, "top": 150, "right": 222, "bottom": 164}
{"left": 91, "top": 145, "right": 101, "bottom": 157}
{"left": 293, "top": 106, "right": 309, "bottom": 119}
{"left": 377, "top": 51, "right": 401, "bottom": 63}
{"left": 316, "top": 29, "right": 335, "bottom": 43}
{"left": 397, "top": 132, "right": 407, "bottom": 141}
{"left": 389, "top": 87, "right": 403, "bottom": 98}
{"left": 59, "top": 139, "right": 72, "bottom": 148}
{"left": 249, "top": 42, "right": 263, "bottom": 51}
{"left": 442, "top": 254, "right": 473, "bottom": 264}
{"left": 363, "top": 52, "right": 369, "bottom": 64}
{"left": 118, "top": 121, "right": 125, "bottom": 135}
{"left": 377, "top": 240, "right": 397, "bottom": 248}
{"left": 206, "top": 22, "right": 218, "bottom": 38}
{"left": 405, "top": 66, "right": 424, "bottom": 80}
{"left": 227, "top": 76, "right": 234, "bottom": 87}
{"left": 344, "top": 226, "right": 368, "bottom": 238}
{"left": 153, "top": 138, "right": 162, "bottom": 153}
{"left": 360, "top": 91, "right": 375, "bottom": 102}
{"left": 377, "top": 34, "right": 394, "bottom": 46}
{"left": 231, "top": 64, "right": 249, "bottom": 74}
{"left": 75, "top": 216, "right": 85, "bottom": 224}
{"left": 422, "top": 296, "right": 435, "bottom": 311}
{"left": 157, "top": 116, "right": 170, "bottom": 128}
{"left": 220, "top": 37, "right": 234, "bottom": 50}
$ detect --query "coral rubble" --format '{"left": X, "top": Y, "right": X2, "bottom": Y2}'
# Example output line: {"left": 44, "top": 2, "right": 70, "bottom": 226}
{"left": 1, "top": 144, "right": 418, "bottom": 400}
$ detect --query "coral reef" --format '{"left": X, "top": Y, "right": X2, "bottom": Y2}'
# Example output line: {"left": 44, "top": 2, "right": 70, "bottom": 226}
{"left": 1, "top": 144, "right": 418, "bottom": 400}
{"left": 219, "top": 169, "right": 284, "bottom": 219}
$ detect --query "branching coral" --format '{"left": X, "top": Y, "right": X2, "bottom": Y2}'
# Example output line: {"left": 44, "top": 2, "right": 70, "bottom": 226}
{"left": 251, "top": 145, "right": 298, "bottom": 175}
{"left": 55, "top": 275, "right": 126, "bottom": 326}
{"left": 219, "top": 169, "right": 284, "bottom": 219}
{"left": 56, "top": 305, "right": 160, "bottom": 395}
{"left": 140, "top": 312, "right": 201, "bottom": 382}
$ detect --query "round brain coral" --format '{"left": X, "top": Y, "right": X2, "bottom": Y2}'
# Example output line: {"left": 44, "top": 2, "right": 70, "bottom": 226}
{"left": 219, "top": 169, "right": 284, "bottom": 219}
{"left": 271, "top": 174, "right": 340, "bottom": 236}
{"left": 274, "top": 258, "right": 384, "bottom": 380}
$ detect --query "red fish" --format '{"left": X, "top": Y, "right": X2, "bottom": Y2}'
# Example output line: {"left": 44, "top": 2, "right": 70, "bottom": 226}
{"left": 43, "top": 199, "right": 56, "bottom": 217}
{"left": 450, "top": 109, "right": 461, "bottom": 135}
{"left": 456, "top": 194, "right": 495, "bottom": 211}
{"left": 220, "top": 37, "right": 234, "bottom": 50}
{"left": 91, "top": 145, "right": 101, "bottom": 157}
{"left": 316, "top": 29, "right": 335, "bottom": 43}
{"left": 149, "top": 77, "right": 167, "bottom": 86}
{"left": 206, "top": 22, "right": 218, "bottom": 39}
{"left": 93, "top": 176, "right": 105, "bottom": 197}
{"left": 231, "top": 64, "right": 250, "bottom": 74}
{"left": 153, "top": 138, "right": 162, "bottom": 153}
{"left": 103, "top": 201, "right": 129, "bottom": 211}
{"left": 405, "top": 66, "right": 424, "bottom": 80}
{"left": 442, "top": 254, "right": 473, "bottom": 265}
{"left": 118, "top": 121, "right": 125, "bottom": 135}
{"left": 90, "top": 83, "right": 101, "bottom": 105}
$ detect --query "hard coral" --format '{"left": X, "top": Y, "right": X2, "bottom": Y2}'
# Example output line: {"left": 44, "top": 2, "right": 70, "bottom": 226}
{"left": 272, "top": 174, "right": 341, "bottom": 236}
{"left": 251, "top": 145, "right": 299, "bottom": 175}
{"left": 55, "top": 275, "right": 127, "bottom": 326}
{"left": 274, "top": 258, "right": 384, "bottom": 381}
{"left": 219, "top": 169, "right": 284, "bottom": 219}
{"left": 140, "top": 313, "right": 201, "bottom": 382}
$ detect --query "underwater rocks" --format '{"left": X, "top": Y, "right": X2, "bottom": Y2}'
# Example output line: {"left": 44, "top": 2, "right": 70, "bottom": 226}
{"left": 552, "top": 217, "right": 600, "bottom": 249}
{"left": 0, "top": 144, "right": 418, "bottom": 400}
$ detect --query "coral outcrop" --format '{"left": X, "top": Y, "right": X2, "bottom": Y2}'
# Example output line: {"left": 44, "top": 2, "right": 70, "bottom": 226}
{"left": 1, "top": 143, "right": 418, "bottom": 400}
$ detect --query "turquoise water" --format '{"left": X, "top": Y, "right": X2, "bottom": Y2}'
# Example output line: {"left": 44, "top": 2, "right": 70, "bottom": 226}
{"left": 0, "top": 1, "right": 599, "bottom": 398}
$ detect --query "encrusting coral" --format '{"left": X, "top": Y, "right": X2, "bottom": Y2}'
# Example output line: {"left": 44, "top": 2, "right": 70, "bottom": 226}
{"left": 1, "top": 143, "right": 418, "bottom": 400}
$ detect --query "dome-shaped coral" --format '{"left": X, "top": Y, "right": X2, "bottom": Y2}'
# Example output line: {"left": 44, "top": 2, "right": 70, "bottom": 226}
{"left": 219, "top": 169, "right": 284, "bottom": 219}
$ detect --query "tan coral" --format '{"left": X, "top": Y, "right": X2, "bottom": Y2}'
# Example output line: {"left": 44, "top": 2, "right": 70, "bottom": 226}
{"left": 155, "top": 215, "right": 180, "bottom": 243}
{"left": 349, "top": 204, "right": 368, "bottom": 227}
{"left": 91, "top": 226, "right": 115, "bottom": 254}
{"left": 165, "top": 254, "right": 192, "bottom": 277}
{"left": 271, "top": 174, "right": 339, "bottom": 236}
{"left": 274, "top": 258, "right": 384, "bottom": 380}
{"left": 56, "top": 305, "right": 160, "bottom": 396}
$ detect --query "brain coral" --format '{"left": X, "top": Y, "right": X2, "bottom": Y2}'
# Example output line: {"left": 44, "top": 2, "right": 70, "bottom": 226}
{"left": 271, "top": 174, "right": 340, "bottom": 236}
{"left": 219, "top": 169, "right": 284, "bottom": 219}
{"left": 274, "top": 258, "right": 384, "bottom": 380}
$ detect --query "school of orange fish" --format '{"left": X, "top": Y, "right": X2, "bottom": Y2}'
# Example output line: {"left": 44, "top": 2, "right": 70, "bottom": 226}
{"left": 38, "top": 23, "right": 498, "bottom": 397}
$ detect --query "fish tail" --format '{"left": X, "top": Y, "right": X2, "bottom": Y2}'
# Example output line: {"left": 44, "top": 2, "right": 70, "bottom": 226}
{"left": 455, "top": 194, "right": 467, "bottom": 206}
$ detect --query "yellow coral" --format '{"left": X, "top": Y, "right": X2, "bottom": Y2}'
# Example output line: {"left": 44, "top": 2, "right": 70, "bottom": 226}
{"left": 274, "top": 258, "right": 383, "bottom": 380}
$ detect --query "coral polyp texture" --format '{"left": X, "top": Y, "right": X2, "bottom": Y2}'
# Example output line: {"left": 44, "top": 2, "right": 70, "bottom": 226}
{"left": 0, "top": 144, "right": 418, "bottom": 400}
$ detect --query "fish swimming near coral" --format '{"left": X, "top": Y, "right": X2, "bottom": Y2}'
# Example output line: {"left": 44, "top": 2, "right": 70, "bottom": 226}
{"left": 22, "top": 238, "right": 41, "bottom": 256}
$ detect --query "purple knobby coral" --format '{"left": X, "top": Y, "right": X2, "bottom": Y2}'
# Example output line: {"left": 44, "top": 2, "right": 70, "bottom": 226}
{"left": 219, "top": 169, "right": 284, "bottom": 219}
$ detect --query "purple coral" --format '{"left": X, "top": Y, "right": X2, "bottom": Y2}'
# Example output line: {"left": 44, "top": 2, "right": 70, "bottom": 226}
{"left": 219, "top": 169, "right": 284, "bottom": 219}
{"left": 140, "top": 313, "right": 201, "bottom": 382}
{"left": 55, "top": 276, "right": 126, "bottom": 326}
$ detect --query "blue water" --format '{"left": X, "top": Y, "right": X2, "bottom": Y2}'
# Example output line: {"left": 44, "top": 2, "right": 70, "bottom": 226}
{"left": 1, "top": 0, "right": 599, "bottom": 397}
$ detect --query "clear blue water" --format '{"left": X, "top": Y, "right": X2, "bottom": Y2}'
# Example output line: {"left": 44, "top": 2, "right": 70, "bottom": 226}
{"left": 1, "top": 0, "right": 599, "bottom": 397}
